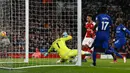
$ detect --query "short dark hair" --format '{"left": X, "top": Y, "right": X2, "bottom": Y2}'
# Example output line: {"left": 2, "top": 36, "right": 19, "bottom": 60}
{"left": 87, "top": 14, "right": 93, "bottom": 17}
{"left": 99, "top": 6, "right": 106, "bottom": 13}
{"left": 116, "top": 18, "right": 123, "bottom": 24}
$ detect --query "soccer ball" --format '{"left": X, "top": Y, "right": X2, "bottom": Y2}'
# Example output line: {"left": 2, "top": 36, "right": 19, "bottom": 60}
{"left": 0, "top": 31, "right": 6, "bottom": 37}
{"left": 72, "top": 56, "right": 78, "bottom": 63}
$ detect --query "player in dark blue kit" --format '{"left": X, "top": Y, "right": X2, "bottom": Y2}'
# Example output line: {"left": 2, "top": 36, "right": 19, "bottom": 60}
{"left": 110, "top": 18, "right": 130, "bottom": 63}
{"left": 92, "top": 7, "right": 113, "bottom": 66}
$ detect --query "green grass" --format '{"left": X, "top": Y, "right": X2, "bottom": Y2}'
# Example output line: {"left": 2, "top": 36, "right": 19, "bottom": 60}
{"left": 0, "top": 59, "right": 130, "bottom": 73}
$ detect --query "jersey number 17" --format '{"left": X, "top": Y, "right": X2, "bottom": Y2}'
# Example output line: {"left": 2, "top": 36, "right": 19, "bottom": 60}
{"left": 101, "top": 21, "right": 109, "bottom": 30}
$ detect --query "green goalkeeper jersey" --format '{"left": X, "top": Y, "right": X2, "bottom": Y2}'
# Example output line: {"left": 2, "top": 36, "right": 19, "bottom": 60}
{"left": 48, "top": 35, "right": 72, "bottom": 57}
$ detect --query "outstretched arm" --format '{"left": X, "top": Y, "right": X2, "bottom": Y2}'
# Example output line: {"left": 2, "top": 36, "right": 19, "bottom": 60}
{"left": 44, "top": 44, "right": 53, "bottom": 56}
{"left": 48, "top": 45, "right": 53, "bottom": 53}
{"left": 63, "top": 35, "right": 72, "bottom": 41}
{"left": 93, "top": 16, "right": 99, "bottom": 31}
{"left": 122, "top": 27, "right": 130, "bottom": 35}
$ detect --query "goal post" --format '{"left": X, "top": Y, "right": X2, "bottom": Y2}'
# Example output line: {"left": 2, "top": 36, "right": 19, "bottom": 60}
{"left": 24, "top": 0, "right": 29, "bottom": 63}
{"left": 76, "top": 0, "right": 82, "bottom": 66}
{"left": 0, "top": 0, "right": 82, "bottom": 69}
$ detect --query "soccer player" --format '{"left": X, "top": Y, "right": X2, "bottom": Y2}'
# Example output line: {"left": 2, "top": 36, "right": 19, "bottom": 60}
{"left": 44, "top": 32, "right": 90, "bottom": 63}
{"left": 82, "top": 14, "right": 95, "bottom": 49}
{"left": 110, "top": 18, "right": 130, "bottom": 63}
{"left": 82, "top": 14, "right": 95, "bottom": 61}
{"left": 32, "top": 48, "right": 42, "bottom": 58}
{"left": 92, "top": 7, "right": 113, "bottom": 66}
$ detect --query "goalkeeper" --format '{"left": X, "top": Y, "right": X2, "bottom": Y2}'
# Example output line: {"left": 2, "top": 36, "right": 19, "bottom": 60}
{"left": 44, "top": 32, "right": 90, "bottom": 63}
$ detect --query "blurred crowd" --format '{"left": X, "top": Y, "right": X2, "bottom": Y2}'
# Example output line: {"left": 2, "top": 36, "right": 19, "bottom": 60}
{"left": 3, "top": 0, "right": 77, "bottom": 52}
{"left": 28, "top": 0, "right": 78, "bottom": 52}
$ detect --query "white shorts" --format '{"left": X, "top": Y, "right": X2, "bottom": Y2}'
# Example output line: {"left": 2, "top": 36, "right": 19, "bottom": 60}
{"left": 82, "top": 37, "right": 94, "bottom": 48}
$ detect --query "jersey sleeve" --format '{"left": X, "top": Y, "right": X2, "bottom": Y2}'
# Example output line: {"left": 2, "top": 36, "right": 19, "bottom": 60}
{"left": 95, "top": 15, "right": 99, "bottom": 21}
{"left": 122, "top": 25, "right": 130, "bottom": 35}
{"left": 94, "top": 16, "right": 99, "bottom": 31}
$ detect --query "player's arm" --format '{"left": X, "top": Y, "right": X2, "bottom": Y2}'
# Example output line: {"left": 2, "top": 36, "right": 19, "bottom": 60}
{"left": 44, "top": 43, "right": 54, "bottom": 56}
{"left": 62, "top": 32, "right": 72, "bottom": 41}
{"left": 122, "top": 26, "right": 130, "bottom": 35}
{"left": 93, "top": 16, "right": 99, "bottom": 31}
{"left": 48, "top": 45, "right": 53, "bottom": 53}
{"left": 90, "top": 30, "right": 95, "bottom": 39}
{"left": 63, "top": 35, "right": 72, "bottom": 41}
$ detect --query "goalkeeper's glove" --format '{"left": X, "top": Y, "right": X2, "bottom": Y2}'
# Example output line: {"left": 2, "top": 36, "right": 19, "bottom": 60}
{"left": 62, "top": 31, "right": 68, "bottom": 37}
{"left": 44, "top": 52, "right": 48, "bottom": 57}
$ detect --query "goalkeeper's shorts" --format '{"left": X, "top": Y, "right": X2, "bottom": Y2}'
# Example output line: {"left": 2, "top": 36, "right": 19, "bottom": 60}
{"left": 60, "top": 50, "right": 77, "bottom": 60}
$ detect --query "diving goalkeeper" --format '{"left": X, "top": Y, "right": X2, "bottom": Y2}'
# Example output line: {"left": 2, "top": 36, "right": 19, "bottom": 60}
{"left": 44, "top": 32, "right": 90, "bottom": 63}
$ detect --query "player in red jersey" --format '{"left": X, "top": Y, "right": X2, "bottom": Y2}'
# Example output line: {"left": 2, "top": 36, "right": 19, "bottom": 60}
{"left": 82, "top": 14, "right": 96, "bottom": 62}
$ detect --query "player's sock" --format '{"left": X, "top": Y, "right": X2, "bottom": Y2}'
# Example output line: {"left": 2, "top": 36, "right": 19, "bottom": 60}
{"left": 115, "top": 52, "right": 123, "bottom": 58}
{"left": 82, "top": 55, "right": 86, "bottom": 60}
{"left": 92, "top": 51, "right": 96, "bottom": 66}
{"left": 123, "top": 56, "right": 126, "bottom": 63}
{"left": 84, "top": 51, "right": 91, "bottom": 56}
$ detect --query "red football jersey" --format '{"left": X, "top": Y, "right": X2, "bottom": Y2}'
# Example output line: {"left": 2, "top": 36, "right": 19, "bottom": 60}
{"left": 85, "top": 22, "right": 95, "bottom": 38}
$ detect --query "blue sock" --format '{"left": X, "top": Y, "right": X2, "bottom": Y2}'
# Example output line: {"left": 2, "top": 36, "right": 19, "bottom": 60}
{"left": 92, "top": 51, "right": 96, "bottom": 64}
{"left": 108, "top": 47, "right": 123, "bottom": 58}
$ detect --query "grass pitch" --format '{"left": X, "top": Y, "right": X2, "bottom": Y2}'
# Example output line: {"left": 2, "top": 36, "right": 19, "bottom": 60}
{"left": 0, "top": 59, "right": 130, "bottom": 73}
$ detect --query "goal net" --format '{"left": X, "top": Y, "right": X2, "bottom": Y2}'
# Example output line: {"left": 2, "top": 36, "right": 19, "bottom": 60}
{"left": 0, "top": 0, "right": 81, "bottom": 69}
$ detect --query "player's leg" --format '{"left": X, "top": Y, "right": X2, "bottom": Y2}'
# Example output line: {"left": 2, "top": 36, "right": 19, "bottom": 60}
{"left": 91, "top": 32, "right": 109, "bottom": 66}
{"left": 82, "top": 37, "right": 89, "bottom": 49}
{"left": 56, "top": 56, "right": 70, "bottom": 64}
{"left": 91, "top": 36, "right": 101, "bottom": 66}
{"left": 66, "top": 50, "right": 90, "bottom": 63}
{"left": 82, "top": 38, "right": 94, "bottom": 61}
{"left": 82, "top": 37, "right": 94, "bottom": 50}
{"left": 106, "top": 47, "right": 117, "bottom": 62}
{"left": 92, "top": 50, "right": 96, "bottom": 66}
{"left": 67, "top": 49, "right": 89, "bottom": 58}
{"left": 114, "top": 40, "right": 123, "bottom": 57}
{"left": 56, "top": 59, "right": 68, "bottom": 64}
{"left": 102, "top": 36, "right": 118, "bottom": 63}
{"left": 113, "top": 39, "right": 126, "bottom": 63}
{"left": 62, "top": 50, "right": 77, "bottom": 63}
{"left": 82, "top": 47, "right": 88, "bottom": 62}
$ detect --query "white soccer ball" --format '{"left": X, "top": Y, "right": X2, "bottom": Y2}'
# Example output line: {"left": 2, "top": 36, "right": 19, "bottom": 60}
{"left": 72, "top": 56, "right": 78, "bottom": 63}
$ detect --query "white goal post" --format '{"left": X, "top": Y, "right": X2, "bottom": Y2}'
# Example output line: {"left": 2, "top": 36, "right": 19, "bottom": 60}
{"left": 0, "top": 0, "right": 82, "bottom": 69}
